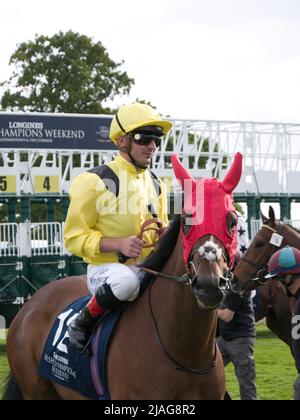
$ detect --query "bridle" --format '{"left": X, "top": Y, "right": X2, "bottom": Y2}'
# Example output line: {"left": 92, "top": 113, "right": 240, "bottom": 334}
{"left": 136, "top": 223, "right": 232, "bottom": 375}
{"left": 238, "top": 222, "right": 284, "bottom": 288}
{"left": 139, "top": 225, "right": 232, "bottom": 287}
{"left": 187, "top": 241, "right": 232, "bottom": 294}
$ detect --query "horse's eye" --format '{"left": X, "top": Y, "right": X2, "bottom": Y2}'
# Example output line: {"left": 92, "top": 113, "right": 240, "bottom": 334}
{"left": 226, "top": 212, "right": 238, "bottom": 235}
{"left": 255, "top": 240, "right": 265, "bottom": 248}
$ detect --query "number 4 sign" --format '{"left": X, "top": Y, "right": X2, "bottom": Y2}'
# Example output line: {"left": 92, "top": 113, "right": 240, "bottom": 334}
{"left": 34, "top": 175, "right": 60, "bottom": 193}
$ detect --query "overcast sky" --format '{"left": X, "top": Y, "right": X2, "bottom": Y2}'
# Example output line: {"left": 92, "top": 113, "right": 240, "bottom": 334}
{"left": 1, "top": 0, "right": 300, "bottom": 122}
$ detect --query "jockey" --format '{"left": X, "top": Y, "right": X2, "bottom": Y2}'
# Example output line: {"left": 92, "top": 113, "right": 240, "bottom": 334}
{"left": 265, "top": 246, "right": 300, "bottom": 400}
{"left": 265, "top": 246, "right": 300, "bottom": 284}
{"left": 64, "top": 102, "right": 172, "bottom": 352}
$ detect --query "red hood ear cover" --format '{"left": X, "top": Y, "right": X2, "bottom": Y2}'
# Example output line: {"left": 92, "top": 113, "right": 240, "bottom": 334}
{"left": 172, "top": 153, "right": 243, "bottom": 265}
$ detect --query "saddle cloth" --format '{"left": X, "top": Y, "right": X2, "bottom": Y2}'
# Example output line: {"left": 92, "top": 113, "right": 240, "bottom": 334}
{"left": 38, "top": 296, "right": 122, "bottom": 400}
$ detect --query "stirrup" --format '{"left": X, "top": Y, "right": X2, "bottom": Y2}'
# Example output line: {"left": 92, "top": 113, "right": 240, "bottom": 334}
{"left": 80, "top": 337, "right": 93, "bottom": 356}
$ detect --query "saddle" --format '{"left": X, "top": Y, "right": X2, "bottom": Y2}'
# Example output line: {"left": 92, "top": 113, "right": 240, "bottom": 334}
{"left": 38, "top": 296, "right": 122, "bottom": 400}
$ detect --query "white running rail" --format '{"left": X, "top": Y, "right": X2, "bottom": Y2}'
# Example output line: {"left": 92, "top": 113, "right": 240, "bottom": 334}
{"left": 0, "top": 223, "right": 20, "bottom": 257}
{"left": 31, "top": 222, "right": 63, "bottom": 256}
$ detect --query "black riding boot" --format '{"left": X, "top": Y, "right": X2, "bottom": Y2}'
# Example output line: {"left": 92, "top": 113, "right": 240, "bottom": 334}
{"left": 68, "top": 284, "right": 122, "bottom": 353}
{"left": 68, "top": 307, "right": 99, "bottom": 353}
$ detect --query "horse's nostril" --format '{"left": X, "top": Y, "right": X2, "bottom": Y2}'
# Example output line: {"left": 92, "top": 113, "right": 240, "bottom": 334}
{"left": 219, "top": 277, "right": 228, "bottom": 290}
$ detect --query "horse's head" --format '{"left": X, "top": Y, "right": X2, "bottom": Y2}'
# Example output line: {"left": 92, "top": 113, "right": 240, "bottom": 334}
{"left": 172, "top": 153, "right": 243, "bottom": 310}
{"left": 232, "top": 205, "right": 280, "bottom": 294}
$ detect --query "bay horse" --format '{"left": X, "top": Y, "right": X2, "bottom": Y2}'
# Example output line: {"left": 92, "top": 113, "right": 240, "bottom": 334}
{"left": 254, "top": 281, "right": 293, "bottom": 347}
{"left": 3, "top": 153, "right": 243, "bottom": 400}
{"left": 233, "top": 206, "right": 300, "bottom": 349}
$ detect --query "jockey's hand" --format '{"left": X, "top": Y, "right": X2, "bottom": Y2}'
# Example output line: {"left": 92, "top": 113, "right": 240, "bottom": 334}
{"left": 119, "top": 236, "right": 145, "bottom": 259}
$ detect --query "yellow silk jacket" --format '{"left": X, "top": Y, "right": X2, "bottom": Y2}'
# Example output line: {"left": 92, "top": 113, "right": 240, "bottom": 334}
{"left": 64, "top": 154, "right": 169, "bottom": 265}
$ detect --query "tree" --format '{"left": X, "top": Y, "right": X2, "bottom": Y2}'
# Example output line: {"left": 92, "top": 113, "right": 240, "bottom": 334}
{"left": 234, "top": 203, "right": 245, "bottom": 215}
{"left": 0, "top": 31, "right": 134, "bottom": 114}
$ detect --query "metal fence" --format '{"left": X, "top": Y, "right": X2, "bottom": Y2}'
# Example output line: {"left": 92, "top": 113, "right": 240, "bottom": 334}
{"left": 0, "top": 223, "right": 20, "bottom": 257}
{"left": 31, "top": 222, "right": 63, "bottom": 256}
{"left": 250, "top": 219, "right": 300, "bottom": 239}
{"left": 1, "top": 220, "right": 300, "bottom": 255}
{"left": 0, "top": 222, "right": 63, "bottom": 257}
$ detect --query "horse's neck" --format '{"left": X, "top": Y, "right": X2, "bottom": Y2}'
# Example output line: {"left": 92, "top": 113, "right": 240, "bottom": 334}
{"left": 283, "top": 224, "right": 300, "bottom": 248}
{"left": 151, "top": 232, "right": 217, "bottom": 363}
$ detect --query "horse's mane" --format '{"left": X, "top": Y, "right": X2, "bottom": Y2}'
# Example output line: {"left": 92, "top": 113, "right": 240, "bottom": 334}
{"left": 139, "top": 215, "right": 181, "bottom": 282}
{"left": 266, "top": 219, "right": 300, "bottom": 235}
{"left": 286, "top": 223, "right": 300, "bottom": 234}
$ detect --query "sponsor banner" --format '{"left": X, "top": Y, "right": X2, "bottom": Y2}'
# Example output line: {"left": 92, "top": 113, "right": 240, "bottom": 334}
{"left": 0, "top": 113, "right": 116, "bottom": 150}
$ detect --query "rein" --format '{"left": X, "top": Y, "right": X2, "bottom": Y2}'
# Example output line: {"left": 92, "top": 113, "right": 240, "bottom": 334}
{"left": 138, "top": 218, "right": 192, "bottom": 282}
{"left": 140, "top": 232, "right": 230, "bottom": 375}
{"left": 148, "top": 278, "right": 217, "bottom": 375}
{"left": 118, "top": 218, "right": 164, "bottom": 264}
{"left": 139, "top": 267, "right": 190, "bottom": 282}
{"left": 139, "top": 233, "right": 231, "bottom": 286}
{"left": 137, "top": 218, "right": 164, "bottom": 248}
{"left": 137, "top": 221, "right": 231, "bottom": 375}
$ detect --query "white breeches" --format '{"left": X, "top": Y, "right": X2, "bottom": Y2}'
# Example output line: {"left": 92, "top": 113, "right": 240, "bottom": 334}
{"left": 87, "top": 263, "right": 141, "bottom": 302}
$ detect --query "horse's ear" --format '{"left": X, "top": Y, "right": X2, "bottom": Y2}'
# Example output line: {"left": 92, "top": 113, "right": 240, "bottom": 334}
{"left": 269, "top": 206, "right": 276, "bottom": 225}
{"left": 171, "top": 154, "right": 194, "bottom": 189}
{"left": 261, "top": 211, "right": 268, "bottom": 224}
{"left": 221, "top": 152, "right": 243, "bottom": 193}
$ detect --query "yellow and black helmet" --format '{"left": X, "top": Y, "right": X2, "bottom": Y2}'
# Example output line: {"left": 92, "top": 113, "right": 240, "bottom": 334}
{"left": 109, "top": 102, "right": 173, "bottom": 144}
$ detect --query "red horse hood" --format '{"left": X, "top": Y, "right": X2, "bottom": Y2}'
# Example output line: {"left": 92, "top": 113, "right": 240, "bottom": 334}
{"left": 172, "top": 153, "right": 243, "bottom": 266}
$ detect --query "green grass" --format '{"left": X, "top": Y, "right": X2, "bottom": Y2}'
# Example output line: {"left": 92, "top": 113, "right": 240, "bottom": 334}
{"left": 225, "top": 322, "right": 296, "bottom": 400}
{"left": 0, "top": 335, "right": 9, "bottom": 399}
{"left": 0, "top": 323, "right": 297, "bottom": 400}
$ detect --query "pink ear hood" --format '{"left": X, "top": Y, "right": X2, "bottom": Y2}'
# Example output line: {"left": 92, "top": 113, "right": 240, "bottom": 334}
{"left": 221, "top": 152, "right": 243, "bottom": 193}
{"left": 172, "top": 153, "right": 243, "bottom": 266}
{"left": 172, "top": 154, "right": 194, "bottom": 188}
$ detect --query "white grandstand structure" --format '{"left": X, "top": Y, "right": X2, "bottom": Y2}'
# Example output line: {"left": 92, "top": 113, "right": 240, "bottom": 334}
{"left": 1, "top": 113, "right": 300, "bottom": 323}
{"left": 0, "top": 117, "right": 300, "bottom": 195}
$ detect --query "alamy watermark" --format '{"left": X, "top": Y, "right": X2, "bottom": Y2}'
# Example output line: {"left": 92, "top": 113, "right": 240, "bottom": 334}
{"left": 292, "top": 315, "right": 300, "bottom": 340}
{"left": 0, "top": 315, "right": 6, "bottom": 340}
{"left": 96, "top": 173, "right": 205, "bottom": 225}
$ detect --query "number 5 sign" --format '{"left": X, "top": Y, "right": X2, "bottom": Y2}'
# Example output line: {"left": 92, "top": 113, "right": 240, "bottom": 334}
{"left": 0, "top": 175, "right": 17, "bottom": 193}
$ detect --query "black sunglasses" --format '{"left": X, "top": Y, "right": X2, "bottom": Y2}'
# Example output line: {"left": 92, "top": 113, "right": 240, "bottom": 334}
{"left": 130, "top": 133, "right": 162, "bottom": 147}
